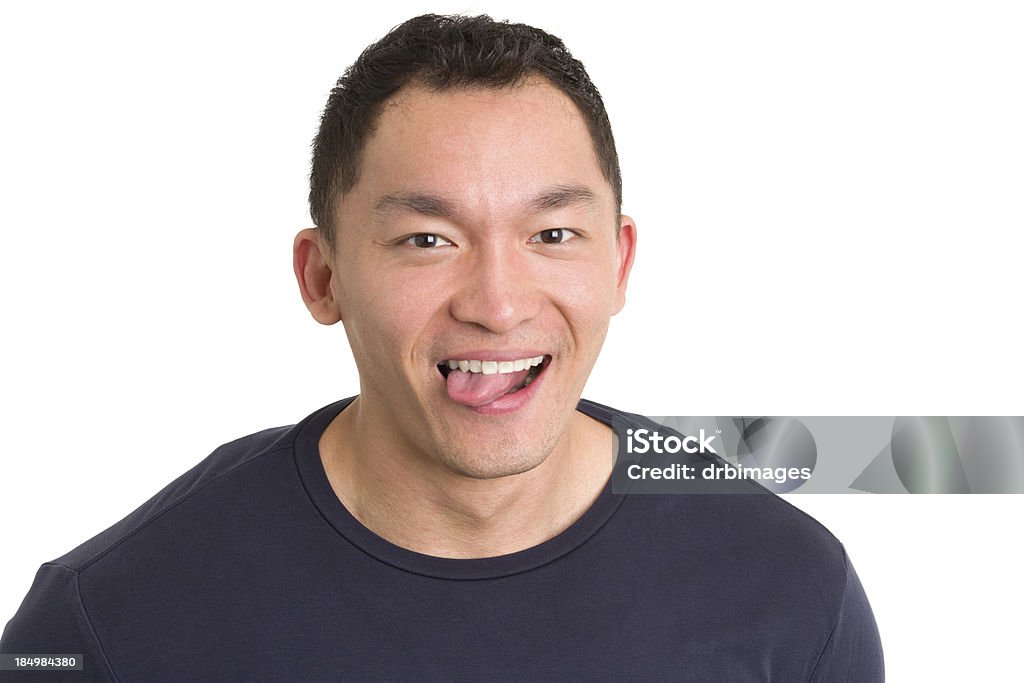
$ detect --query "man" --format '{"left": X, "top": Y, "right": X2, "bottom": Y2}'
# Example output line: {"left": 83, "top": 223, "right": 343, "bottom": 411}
{"left": 2, "top": 14, "right": 882, "bottom": 681}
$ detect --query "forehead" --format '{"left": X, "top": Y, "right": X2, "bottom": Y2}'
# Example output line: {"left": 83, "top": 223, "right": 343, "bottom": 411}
{"left": 349, "top": 79, "right": 613, "bottom": 215}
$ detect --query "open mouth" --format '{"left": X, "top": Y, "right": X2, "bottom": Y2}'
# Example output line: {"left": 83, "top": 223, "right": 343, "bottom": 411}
{"left": 437, "top": 355, "right": 551, "bottom": 408}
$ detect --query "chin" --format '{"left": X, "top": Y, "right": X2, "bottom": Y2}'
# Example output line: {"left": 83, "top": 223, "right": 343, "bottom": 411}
{"left": 435, "top": 427, "right": 561, "bottom": 480}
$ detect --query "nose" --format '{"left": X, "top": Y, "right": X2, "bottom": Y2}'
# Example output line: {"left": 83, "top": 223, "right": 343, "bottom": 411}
{"left": 448, "top": 242, "right": 541, "bottom": 335}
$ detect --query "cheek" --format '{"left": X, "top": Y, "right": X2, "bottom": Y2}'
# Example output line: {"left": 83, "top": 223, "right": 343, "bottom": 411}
{"left": 339, "top": 266, "right": 443, "bottom": 360}
{"left": 545, "top": 258, "right": 621, "bottom": 323}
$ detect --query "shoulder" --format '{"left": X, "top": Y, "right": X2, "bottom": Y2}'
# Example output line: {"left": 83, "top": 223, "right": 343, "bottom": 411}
{"left": 52, "top": 421, "right": 299, "bottom": 573}
{"left": 580, "top": 399, "right": 883, "bottom": 679}
{"left": 580, "top": 398, "right": 848, "bottom": 579}
{"left": 622, "top": 477, "right": 851, "bottom": 601}
{"left": 1, "top": 419, "right": 304, "bottom": 680}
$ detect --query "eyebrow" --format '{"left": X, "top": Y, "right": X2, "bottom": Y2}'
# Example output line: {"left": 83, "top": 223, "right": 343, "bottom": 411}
{"left": 372, "top": 183, "right": 600, "bottom": 220}
{"left": 528, "top": 183, "right": 599, "bottom": 212}
{"left": 373, "top": 193, "right": 457, "bottom": 218}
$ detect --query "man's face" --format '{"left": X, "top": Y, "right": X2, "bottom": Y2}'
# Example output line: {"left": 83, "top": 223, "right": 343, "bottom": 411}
{"left": 324, "top": 79, "right": 635, "bottom": 479}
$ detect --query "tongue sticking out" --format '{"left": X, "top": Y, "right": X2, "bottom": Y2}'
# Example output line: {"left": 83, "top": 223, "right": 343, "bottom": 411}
{"left": 445, "top": 368, "right": 533, "bottom": 407}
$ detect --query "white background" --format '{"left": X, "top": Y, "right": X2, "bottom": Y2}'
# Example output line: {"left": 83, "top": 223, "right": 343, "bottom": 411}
{"left": 2, "top": 1, "right": 1022, "bottom": 679}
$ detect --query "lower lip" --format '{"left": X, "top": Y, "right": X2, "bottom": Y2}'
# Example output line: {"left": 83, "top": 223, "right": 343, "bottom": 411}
{"left": 445, "top": 358, "right": 550, "bottom": 416}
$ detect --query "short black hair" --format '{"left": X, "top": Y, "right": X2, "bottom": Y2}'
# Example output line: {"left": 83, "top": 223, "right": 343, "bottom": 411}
{"left": 309, "top": 13, "right": 621, "bottom": 250}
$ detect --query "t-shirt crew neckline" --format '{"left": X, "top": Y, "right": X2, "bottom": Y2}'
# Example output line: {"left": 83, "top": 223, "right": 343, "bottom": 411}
{"left": 293, "top": 396, "right": 629, "bottom": 581}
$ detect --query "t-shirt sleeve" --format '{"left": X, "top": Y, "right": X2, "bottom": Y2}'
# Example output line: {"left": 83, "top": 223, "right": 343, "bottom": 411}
{"left": 0, "top": 564, "right": 115, "bottom": 682}
{"left": 809, "top": 548, "right": 885, "bottom": 682}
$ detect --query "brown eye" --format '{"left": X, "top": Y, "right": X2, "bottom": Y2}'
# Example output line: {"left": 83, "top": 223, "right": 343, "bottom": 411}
{"left": 532, "top": 228, "right": 576, "bottom": 244}
{"left": 406, "top": 234, "right": 451, "bottom": 248}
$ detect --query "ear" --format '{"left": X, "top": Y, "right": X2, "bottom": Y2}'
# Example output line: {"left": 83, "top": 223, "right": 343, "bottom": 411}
{"left": 611, "top": 214, "right": 637, "bottom": 315}
{"left": 293, "top": 228, "right": 342, "bottom": 325}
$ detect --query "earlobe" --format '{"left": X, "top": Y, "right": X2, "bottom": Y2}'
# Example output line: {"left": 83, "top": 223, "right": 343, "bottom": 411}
{"left": 612, "top": 215, "right": 637, "bottom": 315}
{"left": 293, "top": 227, "right": 342, "bottom": 325}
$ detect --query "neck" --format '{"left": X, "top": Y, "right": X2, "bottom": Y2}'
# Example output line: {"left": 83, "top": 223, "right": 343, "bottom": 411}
{"left": 318, "top": 397, "right": 613, "bottom": 558}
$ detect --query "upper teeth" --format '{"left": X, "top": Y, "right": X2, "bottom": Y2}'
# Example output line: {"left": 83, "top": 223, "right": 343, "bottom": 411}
{"left": 445, "top": 356, "right": 545, "bottom": 375}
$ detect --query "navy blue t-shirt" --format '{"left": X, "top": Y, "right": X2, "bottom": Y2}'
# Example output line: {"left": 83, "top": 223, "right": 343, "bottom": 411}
{"left": 2, "top": 398, "right": 883, "bottom": 681}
